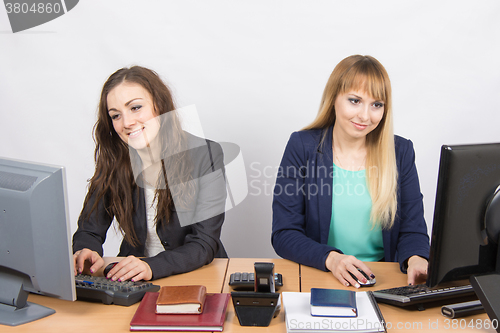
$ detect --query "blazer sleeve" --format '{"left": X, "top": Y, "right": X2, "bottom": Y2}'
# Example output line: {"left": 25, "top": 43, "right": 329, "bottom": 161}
{"left": 395, "top": 138, "right": 430, "bottom": 271}
{"left": 72, "top": 190, "right": 113, "bottom": 257}
{"left": 272, "top": 132, "right": 339, "bottom": 271}
{"left": 142, "top": 140, "right": 227, "bottom": 279}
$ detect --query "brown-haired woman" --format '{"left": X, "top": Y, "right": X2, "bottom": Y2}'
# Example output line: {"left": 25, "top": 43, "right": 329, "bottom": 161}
{"left": 272, "top": 55, "right": 429, "bottom": 288}
{"left": 73, "top": 66, "right": 227, "bottom": 281}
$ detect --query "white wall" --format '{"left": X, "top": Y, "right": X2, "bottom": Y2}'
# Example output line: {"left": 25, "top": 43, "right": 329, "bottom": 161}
{"left": 1, "top": 0, "right": 499, "bottom": 258}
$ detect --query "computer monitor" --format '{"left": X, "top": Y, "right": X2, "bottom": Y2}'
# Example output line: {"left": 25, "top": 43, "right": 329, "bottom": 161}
{"left": 0, "top": 157, "right": 75, "bottom": 326}
{"left": 427, "top": 143, "right": 500, "bottom": 288}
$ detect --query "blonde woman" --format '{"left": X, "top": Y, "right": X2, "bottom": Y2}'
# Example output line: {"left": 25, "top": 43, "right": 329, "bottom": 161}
{"left": 272, "top": 55, "right": 429, "bottom": 288}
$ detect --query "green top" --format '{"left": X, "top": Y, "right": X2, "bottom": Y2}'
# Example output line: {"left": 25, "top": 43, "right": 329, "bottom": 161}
{"left": 327, "top": 164, "right": 384, "bottom": 261}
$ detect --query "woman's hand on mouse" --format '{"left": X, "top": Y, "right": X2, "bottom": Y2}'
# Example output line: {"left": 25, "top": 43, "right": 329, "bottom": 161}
{"left": 105, "top": 255, "right": 153, "bottom": 282}
{"left": 407, "top": 255, "right": 428, "bottom": 285}
{"left": 73, "top": 248, "right": 104, "bottom": 275}
{"left": 325, "top": 251, "right": 374, "bottom": 288}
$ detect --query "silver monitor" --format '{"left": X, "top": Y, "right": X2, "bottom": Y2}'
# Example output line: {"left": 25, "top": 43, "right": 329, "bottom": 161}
{"left": 0, "top": 157, "right": 75, "bottom": 326}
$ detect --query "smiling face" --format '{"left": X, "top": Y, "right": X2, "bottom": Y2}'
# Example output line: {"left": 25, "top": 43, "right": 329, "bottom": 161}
{"left": 333, "top": 89, "right": 385, "bottom": 142}
{"left": 106, "top": 82, "right": 160, "bottom": 151}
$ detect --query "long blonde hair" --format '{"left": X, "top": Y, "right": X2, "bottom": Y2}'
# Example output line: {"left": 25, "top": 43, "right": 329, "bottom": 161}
{"left": 304, "top": 55, "right": 398, "bottom": 229}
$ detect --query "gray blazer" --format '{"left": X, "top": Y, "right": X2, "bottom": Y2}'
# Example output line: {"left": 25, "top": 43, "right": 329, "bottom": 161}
{"left": 73, "top": 133, "right": 227, "bottom": 279}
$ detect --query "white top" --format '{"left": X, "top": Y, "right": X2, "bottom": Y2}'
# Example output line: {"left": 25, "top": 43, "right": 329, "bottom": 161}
{"left": 144, "top": 185, "right": 164, "bottom": 257}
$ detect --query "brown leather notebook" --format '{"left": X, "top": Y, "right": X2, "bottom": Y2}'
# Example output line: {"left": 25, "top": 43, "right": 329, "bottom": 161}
{"left": 131, "top": 292, "right": 230, "bottom": 331}
{"left": 156, "top": 285, "right": 207, "bottom": 314}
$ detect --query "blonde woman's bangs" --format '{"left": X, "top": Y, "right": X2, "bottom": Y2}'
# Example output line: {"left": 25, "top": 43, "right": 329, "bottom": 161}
{"left": 339, "top": 66, "right": 388, "bottom": 104}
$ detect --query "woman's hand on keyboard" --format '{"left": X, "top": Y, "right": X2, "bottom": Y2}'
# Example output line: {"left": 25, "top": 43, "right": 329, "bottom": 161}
{"left": 73, "top": 248, "right": 104, "bottom": 275}
{"left": 325, "top": 251, "right": 374, "bottom": 288}
{"left": 407, "top": 255, "right": 428, "bottom": 285}
{"left": 105, "top": 255, "right": 153, "bottom": 282}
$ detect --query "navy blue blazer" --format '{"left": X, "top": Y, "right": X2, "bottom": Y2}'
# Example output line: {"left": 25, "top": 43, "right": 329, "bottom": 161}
{"left": 271, "top": 126, "right": 430, "bottom": 272}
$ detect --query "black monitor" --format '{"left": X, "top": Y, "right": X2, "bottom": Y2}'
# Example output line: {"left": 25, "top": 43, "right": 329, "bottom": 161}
{"left": 427, "top": 143, "right": 500, "bottom": 288}
{"left": 0, "top": 157, "right": 75, "bottom": 326}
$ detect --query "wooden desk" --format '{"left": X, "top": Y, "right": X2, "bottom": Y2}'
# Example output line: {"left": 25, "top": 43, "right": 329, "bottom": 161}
{"left": 6, "top": 259, "right": 497, "bottom": 333}
{"left": 301, "top": 262, "right": 496, "bottom": 333}
{"left": 6, "top": 258, "right": 228, "bottom": 333}
{"left": 222, "top": 258, "right": 300, "bottom": 333}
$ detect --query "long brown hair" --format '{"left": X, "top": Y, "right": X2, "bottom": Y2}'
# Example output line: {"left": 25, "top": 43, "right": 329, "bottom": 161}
{"left": 84, "top": 66, "right": 191, "bottom": 246}
{"left": 304, "top": 55, "right": 398, "bottom": 228}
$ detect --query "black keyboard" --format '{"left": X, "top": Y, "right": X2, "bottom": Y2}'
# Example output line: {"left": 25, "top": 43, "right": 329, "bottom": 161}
{"left": 229, "top": 272, "right": 283, "bottom": 290}
{"left": 75, "top": 274, "right": 160, "bottom": 306}
{"left": 373, "top": 284, "right": 475, "bottom": 306}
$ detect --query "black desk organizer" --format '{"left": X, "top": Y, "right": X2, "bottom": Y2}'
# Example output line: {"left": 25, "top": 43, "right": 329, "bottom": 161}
{"left": 231, "top": 291, "right": 280, "bottom": 326}
{"left": 230, "top": 262, "right": 281, "bottom": 327}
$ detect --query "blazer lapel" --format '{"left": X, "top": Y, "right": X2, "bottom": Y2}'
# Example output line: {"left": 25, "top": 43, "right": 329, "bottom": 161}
{"left": 316, "top": 126, "right": 334, "bottom": 244}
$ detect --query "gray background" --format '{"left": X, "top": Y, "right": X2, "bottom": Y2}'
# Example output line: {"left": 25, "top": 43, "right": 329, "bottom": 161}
{"left": 1, "top": 0, "right": 499, "bottom": 258}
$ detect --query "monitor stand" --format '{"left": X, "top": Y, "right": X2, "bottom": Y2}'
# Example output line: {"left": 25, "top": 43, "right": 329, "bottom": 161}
{"left": 470, "top": 274, "right": 500, "bottom": 332}
{"left": 0, "top": 302, "right": 55, "bottom": 326}
{"left": 470, "top": 187, "right": 500, "bottom": 332}
{"left": 0, "top": 270, "right": 55, "bottom": 326}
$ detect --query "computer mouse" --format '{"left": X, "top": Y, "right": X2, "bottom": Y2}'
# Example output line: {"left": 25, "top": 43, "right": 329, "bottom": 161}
{"left": 349, "top": 268, "right": 376, "bottom": 287}
{"left": 104, "top": 262, "right": 119, "bottom": 277}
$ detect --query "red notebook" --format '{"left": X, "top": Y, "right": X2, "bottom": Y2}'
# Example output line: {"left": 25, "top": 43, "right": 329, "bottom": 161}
{"left": 130, "top": 292, "right": 230, "bottom": 331}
